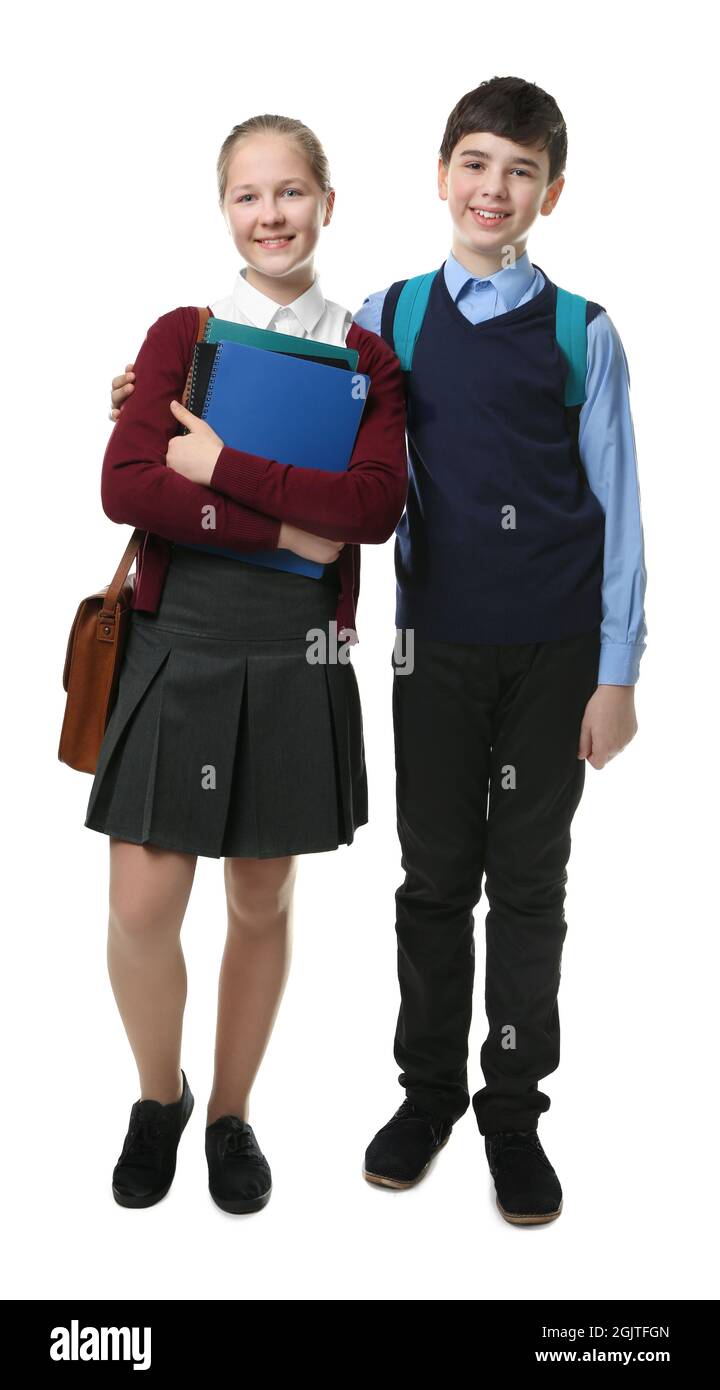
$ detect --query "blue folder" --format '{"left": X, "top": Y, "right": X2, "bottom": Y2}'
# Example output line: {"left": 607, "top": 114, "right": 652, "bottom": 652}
{"left": 181, "top": 339, "right": 370, "bottom": 578}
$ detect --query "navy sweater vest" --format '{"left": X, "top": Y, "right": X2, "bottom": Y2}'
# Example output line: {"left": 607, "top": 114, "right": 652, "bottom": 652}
{"left": 394, "top": 266, "right": 606, "bottom": 644}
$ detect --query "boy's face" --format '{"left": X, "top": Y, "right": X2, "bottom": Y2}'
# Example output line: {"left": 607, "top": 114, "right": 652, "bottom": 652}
{"left": 438, "top": 130, "right": 564, "bottom": 272}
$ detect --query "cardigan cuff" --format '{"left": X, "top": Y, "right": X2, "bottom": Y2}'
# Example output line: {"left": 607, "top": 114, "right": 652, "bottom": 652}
{"left": 222, "top": 508, "right": 281, "bottom": 552}
{"left": 211, "top": 444, "right": 272, "bottom": 508}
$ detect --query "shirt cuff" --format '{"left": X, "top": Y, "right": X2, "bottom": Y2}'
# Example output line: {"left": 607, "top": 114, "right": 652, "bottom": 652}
{"left": 598, "top": 641, "right": 645, "bottom": 686}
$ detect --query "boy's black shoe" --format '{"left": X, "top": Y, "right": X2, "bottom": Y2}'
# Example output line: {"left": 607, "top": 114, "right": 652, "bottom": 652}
{"left": 205, "top": 1116, "right": 272, "bottom": 1214}
{"left": 112, "top": 1070, "right": 194, "bottom": 1208}
{"left": 485, "top": 1128, "right": 563, "bottom": 1225}
{"left": 363, "top": 1099, "right": 453, "bottom": 1189}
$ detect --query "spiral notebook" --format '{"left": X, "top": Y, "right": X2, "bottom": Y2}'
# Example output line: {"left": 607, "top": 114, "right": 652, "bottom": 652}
{"left": 203, "top": 315, "right": 359, "bottom": 368}
{"left": 187, "top": 340, "right": 350, "bottom": 428}
{"left": 180, "top": 339, "right": 370, "bottom": 578}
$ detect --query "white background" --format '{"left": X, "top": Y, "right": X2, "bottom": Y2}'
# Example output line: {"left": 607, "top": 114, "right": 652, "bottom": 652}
{"left": 3, "top": 0, "right": 718, "bottom": 1303}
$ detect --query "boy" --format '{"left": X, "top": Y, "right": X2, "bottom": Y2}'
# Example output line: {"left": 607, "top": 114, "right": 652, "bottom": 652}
{"left": 353, "top": 77, "right": 646, "bottom": 1224}
{"left": 109, "top": 77, "right": 647, "bottom": 1225}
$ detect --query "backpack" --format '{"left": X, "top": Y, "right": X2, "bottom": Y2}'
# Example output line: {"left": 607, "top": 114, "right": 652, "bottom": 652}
{"left": 379, "top": 269, "right": 589, "bottom": 407}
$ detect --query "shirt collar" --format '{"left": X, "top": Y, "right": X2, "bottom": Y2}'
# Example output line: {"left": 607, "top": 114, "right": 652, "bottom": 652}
{"left": 443, "top": 248, "right": 536, "bottom": 315}
{"left": 231, "top": 266, "right": 327, "bottom": 334}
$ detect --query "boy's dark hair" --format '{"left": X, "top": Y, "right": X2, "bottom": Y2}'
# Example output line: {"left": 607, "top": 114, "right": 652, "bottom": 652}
{"left": 439, "top": 76, "right": 567, "bottom": 184}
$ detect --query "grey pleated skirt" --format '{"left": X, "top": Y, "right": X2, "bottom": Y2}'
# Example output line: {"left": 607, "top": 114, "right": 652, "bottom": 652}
{"left": 84, "top": 543, "right": 368, "bottom": 859}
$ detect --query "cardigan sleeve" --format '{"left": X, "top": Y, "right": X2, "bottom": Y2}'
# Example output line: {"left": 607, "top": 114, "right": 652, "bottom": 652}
{"left": 208, "top": 332, "right": 408, "bottom": 544}
{"left": 100, "top": 307, "right": 281, "bottom": 552}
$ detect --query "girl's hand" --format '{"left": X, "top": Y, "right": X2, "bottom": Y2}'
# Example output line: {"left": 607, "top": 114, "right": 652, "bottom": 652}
{"left": 165, "top": 400, "right": 224, "bottom": 486}
{"left": 278, "top": 522, "right": 346, "bottom": 564}
{"left": 109, "top": 363, "right": 136, "bottom": 421}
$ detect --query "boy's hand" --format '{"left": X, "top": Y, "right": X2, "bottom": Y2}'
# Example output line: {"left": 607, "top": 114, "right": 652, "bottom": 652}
{"left": 109, "top": 363, "right": 136, "bottom": 421}
{"left": 278, "top": 522, "right": 345, "bottom": 565}
{"left": 578, "top": 686, "right": 638, "bottom": 770}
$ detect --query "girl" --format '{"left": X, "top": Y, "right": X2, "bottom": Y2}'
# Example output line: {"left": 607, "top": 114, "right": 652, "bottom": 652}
{"left": 86, "top": 114, "right": 408, "bottom": 1214}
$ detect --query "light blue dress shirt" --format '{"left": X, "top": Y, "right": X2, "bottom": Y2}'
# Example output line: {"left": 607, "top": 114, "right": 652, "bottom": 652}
{"left": 353, "top": 250, "right": 647, "bottom": 686}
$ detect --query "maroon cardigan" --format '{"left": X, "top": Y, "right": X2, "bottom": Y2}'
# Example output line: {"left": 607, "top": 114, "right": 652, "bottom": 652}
{"left": 101, "top": 306, "right": 409, "bottom": 640}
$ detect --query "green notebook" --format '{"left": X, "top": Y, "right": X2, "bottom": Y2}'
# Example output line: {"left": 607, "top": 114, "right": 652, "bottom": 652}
{"left": 204, "top": 316, "right": 359, "bottom": 371}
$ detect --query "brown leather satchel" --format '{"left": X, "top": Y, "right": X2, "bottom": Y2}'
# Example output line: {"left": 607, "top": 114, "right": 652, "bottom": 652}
{"left": 58, "top": 528, "right": 144, "bottom": 774}
{"left": 58, "top": 306, "right": 211, "bottom": 776}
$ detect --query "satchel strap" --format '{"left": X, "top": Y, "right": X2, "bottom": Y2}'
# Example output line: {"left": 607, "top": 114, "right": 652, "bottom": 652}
{"left": 181, "top": 306, "right": 211, "bottom": 408}
{"left": 99, "top": 528, "right": 144, "bottom": 618}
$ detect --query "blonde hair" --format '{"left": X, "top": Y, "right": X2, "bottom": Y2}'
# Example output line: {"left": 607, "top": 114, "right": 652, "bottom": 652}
{"left": 217, "top": 115, "right": 332, "bottom": 210}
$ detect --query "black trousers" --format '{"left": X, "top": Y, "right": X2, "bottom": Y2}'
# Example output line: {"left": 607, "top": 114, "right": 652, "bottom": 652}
{"left": 391, "top": 625, "right": 601, "bottom": 1135}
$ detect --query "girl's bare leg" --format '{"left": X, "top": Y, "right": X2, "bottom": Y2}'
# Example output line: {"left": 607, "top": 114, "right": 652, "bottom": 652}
{"left": 207, "top": 855, "right": 298, "bottom": 1125}
{"left": 107, "top": 839, "right": 198, "bottom": 1104}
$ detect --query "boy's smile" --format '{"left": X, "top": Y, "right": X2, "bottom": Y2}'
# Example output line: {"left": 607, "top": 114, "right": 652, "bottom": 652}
{"left": 438, "top": 129, "right": 564, "bottom": 276}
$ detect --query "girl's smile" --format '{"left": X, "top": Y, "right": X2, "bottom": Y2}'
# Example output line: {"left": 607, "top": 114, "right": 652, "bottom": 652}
{"left": 254, "top": 234, "right": 296, "bottom": 250}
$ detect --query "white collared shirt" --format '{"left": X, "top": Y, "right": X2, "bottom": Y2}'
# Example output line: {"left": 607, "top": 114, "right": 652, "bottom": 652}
{"left": 210, "top": 267, "right": 353, "bottom": 347}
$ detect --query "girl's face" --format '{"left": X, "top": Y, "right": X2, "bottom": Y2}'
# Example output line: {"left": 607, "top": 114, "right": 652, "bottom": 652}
{"left": 223, "top": 133, "right": 334, "bottom": 296}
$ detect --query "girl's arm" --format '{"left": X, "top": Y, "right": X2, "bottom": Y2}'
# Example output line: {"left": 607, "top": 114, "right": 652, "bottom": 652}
{"left": 208, "top": 330, "right": 409, "bottom": 545}
{"left": 101, "top": 307, "right": 282, "bottom": 552}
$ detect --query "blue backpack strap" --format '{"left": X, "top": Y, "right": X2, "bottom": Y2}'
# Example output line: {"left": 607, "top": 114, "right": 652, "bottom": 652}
{"left": 394, "top": 271, "right": 437, "bottom": 370}
{"left": 555, "top": 287, "right": 588, "bottom": 406}
{"left": 382, "top": 271, "right": 438, "bottom": 370}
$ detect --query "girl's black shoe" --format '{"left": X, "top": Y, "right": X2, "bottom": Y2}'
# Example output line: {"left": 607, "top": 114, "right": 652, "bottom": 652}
{"left": 112, "top": 1070, "right": 194, "bottom": 1208}
{"left": 205, "top": 1116, "right": 272, "bottom": 1214}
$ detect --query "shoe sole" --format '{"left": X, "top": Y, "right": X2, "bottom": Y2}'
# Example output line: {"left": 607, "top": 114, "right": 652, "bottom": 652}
{"left": 112, "top": 1180, "right": 173, "bottom": 1209}
{"left": 362, "top": 1130, "right": 452, "bottom": 1190}
{"left": 496, "top": 1197, "right": 563, "bottom": 1226}
{"left": 208, "top": 1184, "right": 272, "bottom": 1214}
{"left": 112, "top": 1090, "right": 195, "bottom": 1208}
